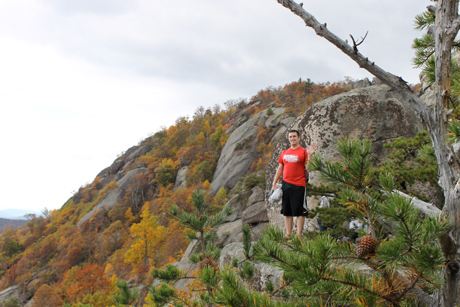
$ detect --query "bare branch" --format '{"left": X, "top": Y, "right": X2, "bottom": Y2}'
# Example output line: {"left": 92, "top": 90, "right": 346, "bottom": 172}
{"left": 276, "top": 0, "right": 431, "bottom": 124}
{"left": 349, "top": 31, "right": 369, "bottom": 53}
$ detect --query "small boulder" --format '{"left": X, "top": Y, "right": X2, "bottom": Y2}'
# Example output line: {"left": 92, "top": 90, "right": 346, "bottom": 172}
{"left": 174, "top": 166, "right": 188, "bottom": 188}
{"left": 281, "top": 117, "right": 296, "bottom": 127}
{"left": 224, "top": 194, "right": 247, "bottom": 223}
{"left": 265, "top": 108, "right": 285, "bottom": 128}
{"left": 247, "top": 186, "right": 264, "bottom": 206}
{"left": 242, "top": 201, "right": 269, "bottom": 224}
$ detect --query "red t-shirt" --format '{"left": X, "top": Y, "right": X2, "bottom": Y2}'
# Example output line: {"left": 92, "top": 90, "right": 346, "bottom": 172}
{"left": 278, "top": 146, "right": 308, "bottom": 186}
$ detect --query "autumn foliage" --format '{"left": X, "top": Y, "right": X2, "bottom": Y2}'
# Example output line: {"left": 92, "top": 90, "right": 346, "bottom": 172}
{"left": 0, "top": 78, "right": 348, "bottom": 306}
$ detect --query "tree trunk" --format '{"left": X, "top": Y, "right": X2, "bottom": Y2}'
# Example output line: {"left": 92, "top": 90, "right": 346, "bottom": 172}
{"left": 275, "top": 0, "right": 460, "bottom": 305}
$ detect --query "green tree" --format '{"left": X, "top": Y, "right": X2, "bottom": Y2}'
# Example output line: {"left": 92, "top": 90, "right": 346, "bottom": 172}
{"left": 210, "top": 126, "right": 225, "bottom": 150}
{"left": 149, "top": 225, "right": 261, "bottom": 307}
{"left": 1, "top": 238, "right": 21, "bottom": 258}
{"left": 0, "top": 297, "right": 21, "bottom": 307}
{"left": 169, "top": 189, "right": 232, "bottom": 256}
{"left": 154, "top": 158, "right": 176, "bottom": 187}
{"left": 111, "top": 279, "right": 139, "bottom": 306}
{"left": 377, "top": 131, "right": 438, "bottom": 190}
{"left": 148, "top": 190, "right": 233, "bottom": 307}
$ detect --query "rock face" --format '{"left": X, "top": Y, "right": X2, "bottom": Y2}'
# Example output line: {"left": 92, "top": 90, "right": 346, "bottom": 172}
{"left": 0, "top": 285, "right": 19, "bottom": 304}
{"left": 266, "top": 85, "right": 425, "bottom": 230}
{"left": 211, "top": 108, "right": 285, "bottom": 195}
{"left": 209, "top": 187, "right": 269, "bottom": 248}
{"left": 77, "top": 167, "right": 147, "bottom": 228}
{"left": 95, "top": 143, "right": 150, "bottom": 188}
{"left": 174, "top": 166, "right": 188, "bottom": 188}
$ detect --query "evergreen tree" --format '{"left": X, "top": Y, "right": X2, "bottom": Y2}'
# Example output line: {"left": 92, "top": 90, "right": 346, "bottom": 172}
{"left": 376, "top": 131, "right": 438, "bottom": 191}
{"left": 149, "top": 224, "right": 279, "bottom": 307}
{"left": 111, "top": 279, "right": 139, "bottom": 306}
{"left": 148, "top": 189, "right": 234, "bottom": 306}
{"left": 169, "top": 189, "right": 232, "bottom": 259}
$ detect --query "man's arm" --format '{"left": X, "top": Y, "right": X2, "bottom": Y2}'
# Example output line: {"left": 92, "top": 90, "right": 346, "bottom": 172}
{"left": 272, "top": 163, "right": 283, "bottom": 190}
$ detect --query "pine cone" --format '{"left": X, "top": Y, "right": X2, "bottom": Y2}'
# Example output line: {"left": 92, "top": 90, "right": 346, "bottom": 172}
{"left": 356, "top": 235, "right": 377, "bottom": 257}
{"left": 197, "top": 257, "right": 218, "bottom": 271}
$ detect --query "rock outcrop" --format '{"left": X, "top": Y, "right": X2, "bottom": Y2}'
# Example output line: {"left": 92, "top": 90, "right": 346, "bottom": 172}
{"left": 211, "top": 108, "right": 284, "bottom": 194}
{"left": 77, "top": 167, "right": 147, "bottom": 228}
{"left": 174, "top": 166, "right": 188, "bottom": 188}
{"left": 266, "top": 84, "right": 425, "bottom": 230}
{"left": 0, "top": 285, "right": 19, "bottom": 305}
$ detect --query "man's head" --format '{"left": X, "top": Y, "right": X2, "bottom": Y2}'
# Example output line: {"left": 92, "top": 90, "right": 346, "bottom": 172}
{"left": 288, "top": 129, "right": 301, "bottom": 148}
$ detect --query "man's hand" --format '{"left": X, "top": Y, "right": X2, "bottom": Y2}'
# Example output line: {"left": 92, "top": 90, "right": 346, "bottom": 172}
{"left": 307, "top": 143, "right": 318, "bottom": 156}
{"left": 272, "top": 182, "right": 279, "bottom": 191}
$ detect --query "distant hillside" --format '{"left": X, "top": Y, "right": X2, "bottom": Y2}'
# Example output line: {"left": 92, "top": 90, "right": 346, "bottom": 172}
{"left": 0, "top": 209, "right": 42, "bottom": 220}
{"left": 0, "top": 218, "right": 27, "bottom": 233}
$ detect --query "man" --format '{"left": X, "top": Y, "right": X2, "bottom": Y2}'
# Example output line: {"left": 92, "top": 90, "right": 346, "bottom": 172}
{"left": 272, "top": 130, "right": 317, "bottom": 239}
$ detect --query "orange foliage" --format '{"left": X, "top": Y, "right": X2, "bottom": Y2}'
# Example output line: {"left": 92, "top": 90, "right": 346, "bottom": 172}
{"left": 62, "top": 263, "right": 111, "bottom": 303}
{"left": 32, "top": 284, "right": 63, "bottom": 307}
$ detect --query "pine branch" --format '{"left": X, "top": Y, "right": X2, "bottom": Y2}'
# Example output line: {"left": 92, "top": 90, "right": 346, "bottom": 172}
{"left": 398, "top": 215, "right": 413, "bottom": 257}
{"left": 171, "top": 295, "right": 195, "bottom": 307}
{"left": 221, "top": 274, "right": 250, "bottom": 307}
{"left": 269, "top": 279, "right": 293, "bottom": 298}
{"left": 321, "top": 276, "right": 382, "bottom": 298}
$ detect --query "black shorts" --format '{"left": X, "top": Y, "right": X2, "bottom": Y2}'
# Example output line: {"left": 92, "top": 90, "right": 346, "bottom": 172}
{"left": 281, "top": 180, "right": 308, "bottom": 217}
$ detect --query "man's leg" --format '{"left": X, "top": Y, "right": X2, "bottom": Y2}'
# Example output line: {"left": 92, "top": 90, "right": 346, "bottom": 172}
{"left": 296, "top": 216, "right": 305, "bottom": 237}
{"left": 285, "top": 216, "right": 293, "bottom": 235}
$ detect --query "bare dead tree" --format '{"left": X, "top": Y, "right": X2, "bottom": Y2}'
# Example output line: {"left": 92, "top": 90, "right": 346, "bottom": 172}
{"left": 276, "top": 0, "right": 460, "bottom": 306}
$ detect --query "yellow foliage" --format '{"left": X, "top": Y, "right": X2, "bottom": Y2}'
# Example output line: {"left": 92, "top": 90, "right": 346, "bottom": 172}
{"left": 204, "top": 120, "right": 211, "bottom": 135}
{"left": 196, "top": 132, "right": 206, "bottom": 146}
{"left": 256, "top": 158, "right": 263, "bottom": 171}
{"left": 124, "top": 208, "right": 167, "bottom": 269}
{"left": 110, "top": 274, "right": 118, "bottom": 288}
{"left": 213, "top": 187, "right": 228, "bottom": 210}
{"left": 104, "top": 263, "right": 115, "bottom": 279}
{"left": 124, "top": 207, "right": 137, "bottom": 224}
{"left": 202, "top": 180, "right": 211, "bottom": 191}
{"left": 136, "top": 152, "right": 156, "bottom": 166}
{"left": 167, "top": 125, "right": 177, "bottom": 137}
{"left": 82, "top": 291, "right": 114, "bottom": 307}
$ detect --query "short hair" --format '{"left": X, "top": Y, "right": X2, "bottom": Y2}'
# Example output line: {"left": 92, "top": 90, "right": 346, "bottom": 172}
{"left": 288, "top": 129, "right": 301, "bottom": 137}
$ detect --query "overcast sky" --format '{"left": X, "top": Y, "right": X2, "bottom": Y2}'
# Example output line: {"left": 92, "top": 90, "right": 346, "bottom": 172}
{"left": 0, "top": 0, "right": 430, "bottom": 213}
